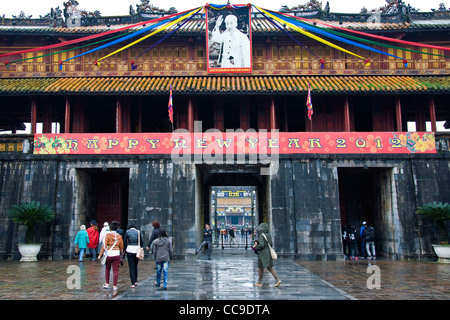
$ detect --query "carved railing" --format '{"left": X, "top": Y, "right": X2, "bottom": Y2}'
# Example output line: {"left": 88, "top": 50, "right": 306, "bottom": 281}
{"left": 0, "top": 58, "right": 447, "bottom": 77}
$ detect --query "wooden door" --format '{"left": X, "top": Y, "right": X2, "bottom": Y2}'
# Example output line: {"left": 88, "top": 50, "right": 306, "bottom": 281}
{"left": 96, "top": 176, "right": 121, "bottom": 228}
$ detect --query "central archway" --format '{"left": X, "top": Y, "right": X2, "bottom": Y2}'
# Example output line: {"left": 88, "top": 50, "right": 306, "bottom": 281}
{"left": 195, "top": 164, "right": 271, "bottom": 253}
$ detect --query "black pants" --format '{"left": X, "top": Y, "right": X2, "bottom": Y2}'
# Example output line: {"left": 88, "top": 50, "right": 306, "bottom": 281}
{"left": 126, "top": 253, "right": 139, "bottom": 285}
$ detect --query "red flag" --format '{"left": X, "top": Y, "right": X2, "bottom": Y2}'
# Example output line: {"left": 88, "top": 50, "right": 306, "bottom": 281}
{"left": 306, "top": 82, "right": 313, "bottom": 121}
{"left": 168, "top": 84, "right": 173, "bottom": 124}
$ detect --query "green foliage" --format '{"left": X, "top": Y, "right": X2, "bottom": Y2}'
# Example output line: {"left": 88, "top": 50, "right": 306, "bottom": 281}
{"left": 415, "top": 202, "right": 450, "bottom": 222}
{"left": 8, "top": 201, "right": 55, "bottom": 244}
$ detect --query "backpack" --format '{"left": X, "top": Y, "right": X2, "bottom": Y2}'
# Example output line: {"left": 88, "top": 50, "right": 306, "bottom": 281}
{"left": 364, "top": 227, "right": 375, "bottom": 241}
{"left": 348, "top": 229, "right": 357, "bottom": 243}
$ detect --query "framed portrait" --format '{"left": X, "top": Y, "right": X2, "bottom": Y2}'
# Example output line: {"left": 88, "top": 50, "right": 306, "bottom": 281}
{"left": 206, "top": 5, "right": 253, "bottom": 74}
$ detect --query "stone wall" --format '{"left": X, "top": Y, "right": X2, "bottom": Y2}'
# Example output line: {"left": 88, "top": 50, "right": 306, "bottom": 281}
{"left": 1, "top": 153, "right": 449, "bottom": 261}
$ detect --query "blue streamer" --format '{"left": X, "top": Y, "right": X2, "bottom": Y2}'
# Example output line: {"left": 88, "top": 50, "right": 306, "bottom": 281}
{"left": 268, "top": 10, "right": 402, "bottom": 59}
{"left": 135, "top": 8, "right": 202, "bottom": 61}
{"left": 254, "top": 6, "right": 319, "bottom": 59}
{"left": 63, "top": 12, "right": 192, "bottom": 63}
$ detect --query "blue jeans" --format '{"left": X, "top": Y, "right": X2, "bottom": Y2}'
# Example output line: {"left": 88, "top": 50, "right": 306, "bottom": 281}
{"left": 156, "top": 261, "right": 169, "bottom": 288}
{"left": 79, "top": 248, "right": 85, "bottom": 261}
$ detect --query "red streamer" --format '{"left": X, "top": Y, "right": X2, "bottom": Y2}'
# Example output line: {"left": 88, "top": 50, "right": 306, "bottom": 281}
{"left": 277, "top": 10, "right": 450, "bottom": 52}
{"left": 0, "top": 8, "right": 197, "bottom": 58}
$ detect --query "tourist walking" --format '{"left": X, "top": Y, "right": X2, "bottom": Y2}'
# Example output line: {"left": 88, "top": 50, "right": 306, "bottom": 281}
{"left": 363, "top": 224, "right": 376, "bottom": 259}
{"left": 74, "top": 225, "right": 89, "bottom": 262}
{"left": 252, "top": 222, "right": 281, "bottom": 287}
{"left": 98, "top": 221, "right": 124, "bottom": 291}
{"left": 347, "top": 224, "right": 359, "bottom": 260}
{"left": 86, "top": 220, "right": 99, "bottom": 261}
{"left": 229, "top": 226, "right": 235, "bottom": 244}
{"left": 152, "top": 228, "right": 173, "bottom": 290}
{"left": 146, "top": 220, "right": 161, "bottom": 268}
{"left": 195, "top": 223, "right": 212, "bottom": 259}
{"left": 99, "top": 222, "right": 110, "bottom": 247}
{"left": 124, "top": 222, "right": 144, "bottom": 288}
{"left": 360, "top": 221, "right": 367, "bottom": 258}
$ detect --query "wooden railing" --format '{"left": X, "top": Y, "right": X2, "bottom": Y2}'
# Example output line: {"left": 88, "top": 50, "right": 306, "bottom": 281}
{"left": 1, "top": 58, "right": 448, "bottom": 77}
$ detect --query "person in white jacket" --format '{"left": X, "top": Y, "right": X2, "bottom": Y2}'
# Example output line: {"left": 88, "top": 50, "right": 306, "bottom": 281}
{"left": 99, "top": 222, "right": 110, "bottom": 247}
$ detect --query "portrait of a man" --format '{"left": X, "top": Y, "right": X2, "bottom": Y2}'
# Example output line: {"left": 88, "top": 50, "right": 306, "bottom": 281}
{"left": 206, "top": 6, "right": 252, "bottom": 73}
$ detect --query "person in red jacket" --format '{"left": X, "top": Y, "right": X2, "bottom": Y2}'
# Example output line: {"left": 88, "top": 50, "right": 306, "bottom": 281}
{"left": 87, "top": 220, "right": 99, "bottom": 261}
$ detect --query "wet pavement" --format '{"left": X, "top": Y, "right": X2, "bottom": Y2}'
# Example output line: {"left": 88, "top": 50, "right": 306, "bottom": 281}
{"left": 0, "top": 249, "right": 448, "bottom": 301}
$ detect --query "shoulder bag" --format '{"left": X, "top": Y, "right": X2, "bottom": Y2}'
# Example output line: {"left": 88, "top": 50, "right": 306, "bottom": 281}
{"left": 136, "top": 230, "right": 144, "bottom": 260}
{"left": 100, "top": 236, "right": 118, "bottom": 265}
{"left": 262, "top": 233, "right": 277, "bottom": 260}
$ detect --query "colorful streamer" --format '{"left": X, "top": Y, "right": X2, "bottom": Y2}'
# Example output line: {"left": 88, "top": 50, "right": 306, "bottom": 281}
{"left": 1, "top": 3, "right": 447, "bottom": 70}
{"left": 134, "top": 7, "right": 201, "bottom": 61}
{"left": 62, "top": 17, "right": 180, "bottom": 63}
{"left": 254, "top": 6, "right": 368, "bottom": 61}
{"left": 96, "top": 7, "right": 202, "bottom": 63}
{"left": 254, "top": 6, "right": 320, "bottom": 59}
{"left": 264, "top": 8, "right": 403, "bottom": 60}
{"left": 282, "top": 11, "right": 450, "bottom": 53}
{"left": 0, "top": 8, "right": 198, "bottom": 59}
{"left": 310, "top": 22, "right": 450, "bottom": 58}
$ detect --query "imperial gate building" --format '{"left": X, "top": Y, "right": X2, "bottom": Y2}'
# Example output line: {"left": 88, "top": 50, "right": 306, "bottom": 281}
{"left": 0, "top": 1, "right": 449, "bottom": 261}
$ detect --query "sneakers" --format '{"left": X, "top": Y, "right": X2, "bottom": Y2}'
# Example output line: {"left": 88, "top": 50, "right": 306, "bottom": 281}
{"left": 103, "top": 283, "right": 118, "bottom": 291}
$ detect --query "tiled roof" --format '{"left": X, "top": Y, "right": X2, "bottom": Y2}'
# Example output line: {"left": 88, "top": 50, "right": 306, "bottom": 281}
{"left": 0, "top": 16, "right": 449, "bottom": 35}
{"left": 0, "top": 76, "right": 448, "bottom": 95}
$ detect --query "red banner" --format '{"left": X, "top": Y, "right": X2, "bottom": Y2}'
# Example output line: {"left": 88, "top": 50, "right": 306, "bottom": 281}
{"left": 33, "top": 132, "right": 436, "bottom": 155}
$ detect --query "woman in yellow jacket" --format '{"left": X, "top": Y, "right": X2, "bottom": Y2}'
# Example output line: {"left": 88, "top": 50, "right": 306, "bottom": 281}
{"left": 98, "top": 221, "right": 124, "bottom": 291}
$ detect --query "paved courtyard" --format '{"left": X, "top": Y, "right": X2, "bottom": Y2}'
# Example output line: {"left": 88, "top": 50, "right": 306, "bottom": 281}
{"left": 0, "top": 249, "right": 448, "bottom": 302}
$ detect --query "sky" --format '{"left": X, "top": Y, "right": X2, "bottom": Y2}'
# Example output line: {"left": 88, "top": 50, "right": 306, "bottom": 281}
{"left": 0, "top": 0, "right": 447, "bottom": 18}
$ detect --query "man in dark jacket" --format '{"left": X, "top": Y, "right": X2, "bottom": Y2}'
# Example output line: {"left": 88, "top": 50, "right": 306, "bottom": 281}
{"left": 195, "top": 224, "right": 212, "bottom": 260}
{"left": 363, "top": 225, "right": 376, "bottom": 259}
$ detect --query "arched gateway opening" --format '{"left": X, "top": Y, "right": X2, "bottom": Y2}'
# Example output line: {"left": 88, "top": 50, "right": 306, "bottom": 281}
{"left": 195, "top": 164, "right": 270, "bottom": 253}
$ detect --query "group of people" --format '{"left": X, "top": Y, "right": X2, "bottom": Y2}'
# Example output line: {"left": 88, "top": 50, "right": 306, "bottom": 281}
{"left": 76, "top": 219, "right": 282, "bottom": 290}
{"left": 74, "top": 219, "right": 173, "bottom": 291}
{"left": 342, "top": 221, "right": 376, "bottom": 260}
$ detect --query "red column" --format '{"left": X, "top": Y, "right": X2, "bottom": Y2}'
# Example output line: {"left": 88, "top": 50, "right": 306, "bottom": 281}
{"left": 116, "top": 97, "right": 122, "bottom": 133}
{"left": 343, "top": 96, "right": 350, "bottom": 132}
{"left": 31, "top": 98, "right": 37, "bottom": 134}
{"left": 65, "top": 97, "right": 71, "bottom": 133}
{"left": 395, "top": 96, "right": 403, "bottom": 132}
{"left": 270, "top": 97, "right": 276, "bottom": 130}
{"left": 429, "top": 96, "right": 437, "bottom": 132}
{"left": 188, "top": 97, "right": 194, "bottom": 132}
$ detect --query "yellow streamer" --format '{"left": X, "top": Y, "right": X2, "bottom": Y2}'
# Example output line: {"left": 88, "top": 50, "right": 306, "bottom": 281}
{"left": 255, "top": 6, "right": 367, "bottom": 61}
{"left": 97, "top": 7, "right": 202, "bottom": 62}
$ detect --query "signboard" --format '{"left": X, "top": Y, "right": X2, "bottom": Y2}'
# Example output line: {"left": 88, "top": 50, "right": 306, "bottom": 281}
{"left": 34, "top": 132, "right": 436, "bottom": 155}
{"left": 206, "top": 4, "right": 252, "bottom": 74}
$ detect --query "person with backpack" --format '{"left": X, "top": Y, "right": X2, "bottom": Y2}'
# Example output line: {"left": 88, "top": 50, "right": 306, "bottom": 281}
{"left": 363, "top": 225, "right": 376, "bottom": 259}
{"left": 342, "top": 225, "right": 352, "bottom": 259}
